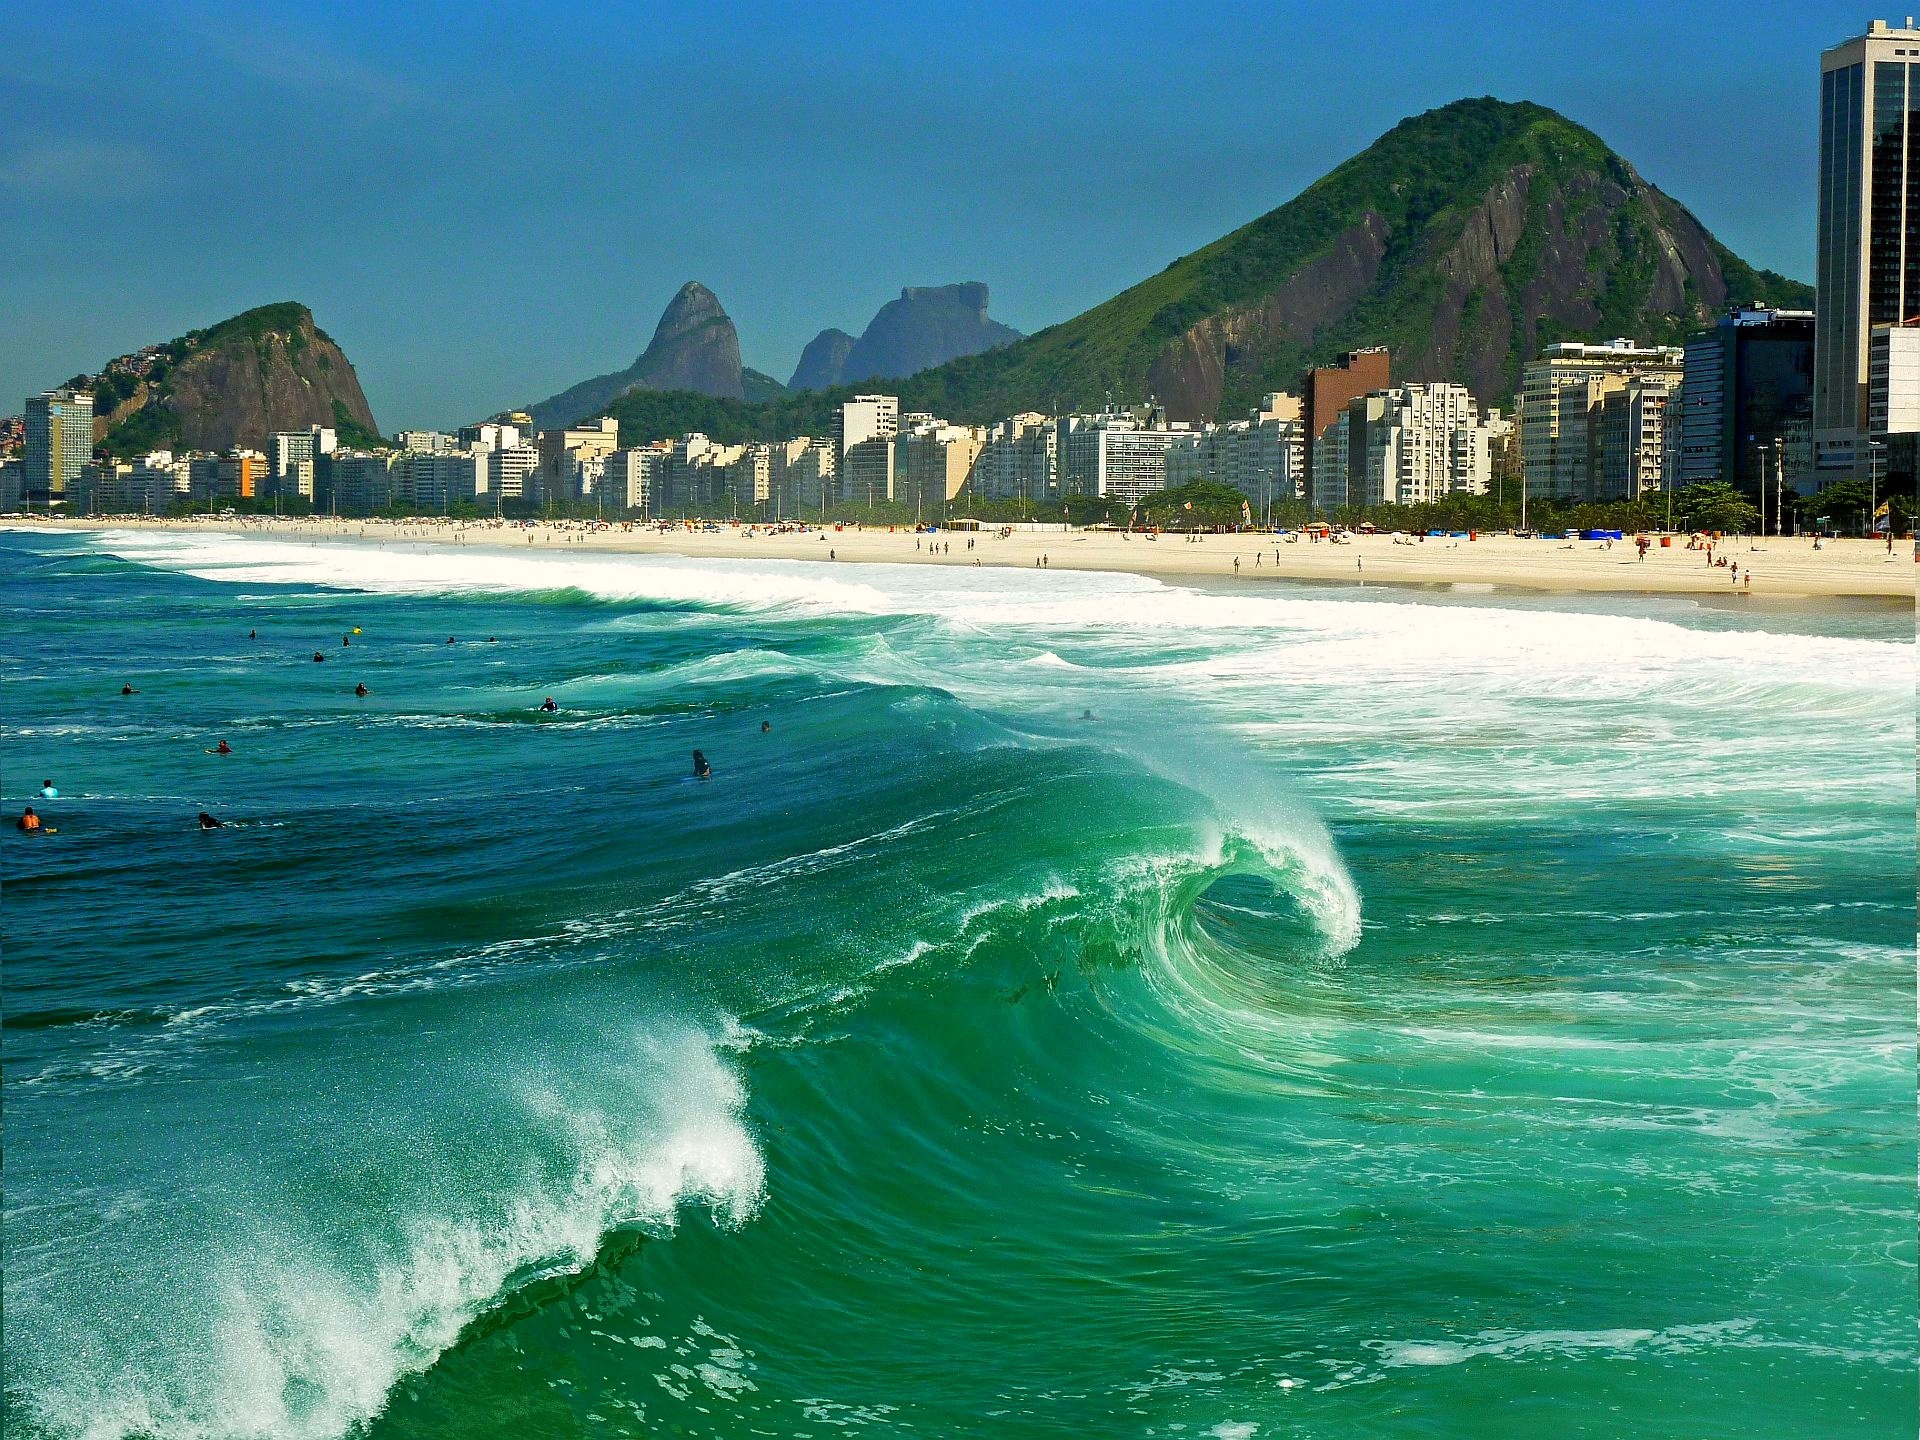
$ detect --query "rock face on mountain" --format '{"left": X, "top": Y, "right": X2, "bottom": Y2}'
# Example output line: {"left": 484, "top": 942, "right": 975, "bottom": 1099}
{"left": 788, "top": 328, "right": 856, "bottom": 392}
{"left": 878, "top": 99, "right": 1811, "bottom": 424}
{"left": 91, "top": 303, "right": 380, "bottom": 455}
{"left": 787, "top": 284, "right": 1022, "bottom": 391}
{"left": 529, "top": 282, "right": 745, "bottom": 428}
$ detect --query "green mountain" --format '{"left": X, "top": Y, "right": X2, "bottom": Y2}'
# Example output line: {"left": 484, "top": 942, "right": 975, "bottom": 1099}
{"left": 85, "top": 303, "right": 381, "bottom": 456}
{"left": 601, "top": 97, "right": 1809, "bottom": 444}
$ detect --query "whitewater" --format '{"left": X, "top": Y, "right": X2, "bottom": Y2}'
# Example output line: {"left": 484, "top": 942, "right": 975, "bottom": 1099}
{"left": 2, "top": 529, "right": 1911, "bottom": 1439}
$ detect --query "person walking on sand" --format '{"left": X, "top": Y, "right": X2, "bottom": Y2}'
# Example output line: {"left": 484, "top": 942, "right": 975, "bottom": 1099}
{"left": 1233, "top": 556, "right": 1240, "bottom": 575}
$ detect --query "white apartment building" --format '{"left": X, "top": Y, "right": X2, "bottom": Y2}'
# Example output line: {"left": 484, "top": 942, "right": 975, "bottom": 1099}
{"left": 269, "top": 427, "right": 337, "bottom": 499}
{"left": 395, "top": 430, "right": 450, "bottom": 454}
{"left": 536, "top": 417, "right": 620, "bottom": 504}
{"left": 771, "top": 438, "right": 836, "bottom": 513}
{"left": 398, "top": 450, "right": 486, "bottom": 509}
{"left": 1313, "top": 385, "right": 1499, "bottom": 508}
{"left": 487, "top": 445, "right": 539, "bottom": 502}
{"left": 1520, "top": 341, "right": 1684, "bottom": 502}
{"left": 604, "top": 446, "right": 669, "bottom": 513}
{"left": 893, "top": 420, "right": 984, "bottom": 514}
{"left": 1867, "top": 324, "right": 1920, "bottom": 485}
{"left": 973, "top": 412, "right": 1056, "bottom": 502}
{"left": 1059, "top": 411, "right": 1190, "bottom": 507}
{"left": 326, "top": 451, "right": 395, "bottom": 513}
{"left": 1164, "top": 394, "right": 1305, "bottom": 515}
{"left": 835, "top": 395, "right": 899, "bottom": 505}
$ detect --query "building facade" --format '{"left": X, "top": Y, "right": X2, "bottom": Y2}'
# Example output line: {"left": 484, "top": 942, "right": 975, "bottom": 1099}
{"left": 25, "top": 387, "right": 94, "bottom": 504}
{"left": 973, "top": 413, "right": 1057, "bottom": 503}
{"left": 835, "top": 395, "right": 899, "bottom": 505}
{"left": 1679, "top": 307, "right": 1816, "bottom": 491}
{"left": 1302, "top": 349, "right": 1390, "bottom": 508}
{"left": 1520, "top": 341, "right": 1684, "bottom": 502}
{"left": 1814, "top": 20, "right": 1920, "bottom": 480}
{"left": 1059, "top": 411, "right": 1189, "bottom": 507}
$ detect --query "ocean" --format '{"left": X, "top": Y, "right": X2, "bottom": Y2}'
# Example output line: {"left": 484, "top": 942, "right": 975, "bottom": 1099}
{"left": 2, "top": 526, "right": 1912, "bottom": 1439}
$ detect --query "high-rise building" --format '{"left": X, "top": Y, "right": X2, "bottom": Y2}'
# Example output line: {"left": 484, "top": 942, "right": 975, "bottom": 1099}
{"left": 1302, "top": 349, "right": 1390, "bottom": 508}
{"left": 1680, "top": 307, "right": 1817, "bottom": 491}
{"left": 605, "top": 446, "right": 670, "bottom": 513}
{"left": 326, "top": 452, "right": 395, "bottom": 514}
{"left": 269, "top": 427, "right": 336, "bottom": 499}
{"left": 24, "top": 388, "right": 94, "bottom": 504}
{"left": 535, "top": 417, "right": 619, "bottom": 504}
{"left": 1058, "top": 410, "right": 1188, "bottom": 507}
{"left": 893, "top": 420, "right": 984, "bottom": 514}
{"left": 1312, "top": 384, "right": 1497, "bottom": 509}
{"left": 834, "top": 395, "right": 899, "bottom": 505}
{"left": 1814, "top": 19, "right": 1920, "bottom": 480}
{"left": 770, "top": 438, "right": 835, "bottom": 513}
{"left": 1520, "top": 341, "right": 1683, "bottom": 501}
{"left": 1163, "top": 393, "right": 1304, "bottom": 517}
{"left": 974, "top": 413, "right": 1056, "bottom": 503}
{"left": 1867, "top": 323, "right": 1920, "bottom": 487}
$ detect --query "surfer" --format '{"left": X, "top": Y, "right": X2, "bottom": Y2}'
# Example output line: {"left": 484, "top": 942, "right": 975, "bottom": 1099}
{"left": 692, "top": 749, "right": 712, "bottom": 779}
{"left": 354, "top": 682, "right": 369, "bottom": 697}
{"left": 209, "top": 739, "right": 232, "bottom": 755}
{"left": 121, "top": 683, "right": 139, "bottom": 695}
{"left": 247, "top": 629, "right": 257, "bottom": 640}
{"left": 312, "top": 651, "right": 326, "bottom": 663}
{"left": 17, "top": 806, "right": 42, "bottom": 833}
{"left": 39, "top": 779, "right": 57, "bottom": 798}
{"left": 198, "top": 811, "right": 224, "bottom": 830}
{"left": 447, "top": 637, "right": 457, "bottom": 645}
{"left": 540, "top": 696, "right": 559, "bottom": 713}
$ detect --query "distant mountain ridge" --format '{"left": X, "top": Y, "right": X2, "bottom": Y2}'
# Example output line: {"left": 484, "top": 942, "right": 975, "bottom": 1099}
{"left": 528, "top": 281, "right": 750, "bottom": 428}
{"left": 788, "top": 283, "right": 1022, "bottom": 391}
{"left": 83, "top": 303, "right": 380, "bottom": 456}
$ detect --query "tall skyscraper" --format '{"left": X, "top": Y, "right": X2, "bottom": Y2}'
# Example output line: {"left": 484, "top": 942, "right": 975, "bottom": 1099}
{"left": 24, "top": 388, "right": 94, "bottom": 504}
{"left": 1679, "top": 307, "right": 1815, "bottom": 490}
{"left": 1814, "top": 19, "right": 1920, "bottom": 481}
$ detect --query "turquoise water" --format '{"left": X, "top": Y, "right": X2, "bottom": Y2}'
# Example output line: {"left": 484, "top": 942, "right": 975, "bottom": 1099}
{"left": 2, "top": 527, "right": 1912, "bottom": 1439}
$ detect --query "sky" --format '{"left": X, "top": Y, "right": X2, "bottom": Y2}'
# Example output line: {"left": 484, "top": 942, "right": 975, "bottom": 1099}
{"left": 0, "top": 1, "right": 1869, "bottom": 430}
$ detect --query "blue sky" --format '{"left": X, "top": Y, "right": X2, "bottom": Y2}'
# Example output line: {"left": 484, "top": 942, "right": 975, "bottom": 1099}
{"left": 0, "top": 2, "right": 1865, "bottom": 429}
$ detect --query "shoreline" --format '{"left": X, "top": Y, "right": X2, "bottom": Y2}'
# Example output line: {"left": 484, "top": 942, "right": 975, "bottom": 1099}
{"left": 10, "top": 514, "right": 1915, "bottom": 603}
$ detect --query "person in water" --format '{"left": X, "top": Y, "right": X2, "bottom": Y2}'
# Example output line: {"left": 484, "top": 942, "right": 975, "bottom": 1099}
{"left": 312, "top": 651, "right": 326, "bottom": 663}
{"left": 17, "top": 806, "right": 42, "bottom": 833}
{"left": 447, "top": 637, "right": 457, "bottom": 645}
{"left": 39, "top": 779, "right": 57, "bottom": 798}
{"left": 692, "top": 749, "right": 713, "bottom": 779}
{"left": 247, "top": 629, "right": 257, "bottom": 640}
{"left": 198, "top": 811, "right": 224, "bottom": 830}
{"left": 342, "top": 634, "right": 351, "bottom": 646}
{"left": 760, "top": 720, "right": 771, "bottom": 733}
{"left": 215, "top": 739, "right": 231, "bottom": 755}
{"left": 540, "top": 696, "right": 559, "bottom": 712}
{"left": 121, "top": 683, "right": 138, "bottom": 695}
{"left": 354, "top": 682, "right": 369, "bottom": 697}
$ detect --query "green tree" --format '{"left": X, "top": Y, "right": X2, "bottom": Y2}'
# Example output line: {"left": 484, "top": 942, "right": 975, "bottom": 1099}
{"left": 1670, "top": 482, "right": 1759, "bottom": 534}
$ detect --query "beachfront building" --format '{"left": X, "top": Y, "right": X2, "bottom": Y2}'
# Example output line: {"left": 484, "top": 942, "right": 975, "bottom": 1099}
{"left": 1163, "top": 392, "right": 1304, "bottom": 517}
{"left": 324, "top": 451, "right": 395, "bottom": 514}
{"left": 1312, "top": 384, "right": 1500, "bottom": 509}
{"left": 973, "top": 412, "right": 1056, "bottom": 503}
{"left": 1059, "top": 409, "right": 1190, "bottom": 507}
{"left": 770, "top": 438, "right": 836, "bottom": 514}
{"left": 726, "top": 444, "right": 776, "bottom": 512}
{"left": 1302, "top": 348, "right": 1389, "bottom": 510}
{"left": 1520, "top": 340, "right": 1683, "bottom": 502}
{"left": 835, "top": 394, "right": 899, "bottom": 505}
{"left": 397, "top": 450, "right": 485, "bottom": 510}
{"left": 0, "top": 458, "right": 23, "bottom": 512}
{"left": 269, "top": 427, "right": 337, "bottom": 500}
{"left": 24, "top": 387, "right": 94, "bottom": 505}
{"left": 487, "top": 445, "right": 539, "bottom": 503}
{"left": 894, "top": 419, "right": 984, "bottom": 516}
{"left": 80, "top": 451, "right": 189, "bottom": 513}
{"left": 1814, "top": 19, "right": 1920, "bottom": 481}
{"left": 536, "top": 416, "right": 620, "bottom": 504}
{"left": 395, "top": 430, "right": 450, "bottom": 454}
{"left": 1867, "top": 323, "right": 1920, "bottom": 488}
{"left": 1679, "top": 306, "right": 1816, "bottom": 491}
{"left": 604, "top": 445, "right": 669, "bottom": 513}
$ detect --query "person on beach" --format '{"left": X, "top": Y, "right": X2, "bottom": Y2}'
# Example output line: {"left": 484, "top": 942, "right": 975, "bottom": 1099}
{"left": 121, "top": 683, "right": 139, "bottom": 695}
{"left": 355, "top": 683, "right": 369, "bottom": 697}
{"left": 540, "top": 697, "right": 559, "bottom": 713}
{"left": 692, "top": 749, "right": 713, "bottom": 779}
{"left": 198, "top": 812, "right": 224, "bottom": 830}
{"left": 17, "top": 806, "right": 42, "bottom": 833}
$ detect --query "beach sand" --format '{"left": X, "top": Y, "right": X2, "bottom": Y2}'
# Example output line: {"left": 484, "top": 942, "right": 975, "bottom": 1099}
{"left": 18, "top": 515, "right": 1916, "bottom": 600}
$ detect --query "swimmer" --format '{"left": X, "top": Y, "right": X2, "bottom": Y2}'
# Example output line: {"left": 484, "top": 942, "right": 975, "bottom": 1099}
{"left": 198, "top": 812, "right": 224, "bottom": 830}
{"left": 447, "top": 637, "right": 457, "bottom": 646}
{"left": 692, "top": 749, "right": 712, "bottom": 780}
{"left": 312, "top": 651, "right": 326, "bottom": 663}
{"left": 207, "top": 739, "right": 231, "bottom": 755}
{"left": 760, "top": 720, "right": 771, "bottom": 733}
{"left": 247, "top": 629, "right": 257, "bottom": 640}
{"left": 342, "top": 634, "right": 351, "bottom": 646}
{"left": 39, "top": 779, "right": 57, "bottom": 798}
{"left": 121, "top": 683, "right": 139, "bottom": 695}
{"left": 354, "top": 682, "right": 369, "bottom": 697}
{"left": 540, "top": 697, "right": 559, "bottom": 713}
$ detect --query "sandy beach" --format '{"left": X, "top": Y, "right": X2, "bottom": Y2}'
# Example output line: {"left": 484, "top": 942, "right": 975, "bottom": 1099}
{"left": 15, "top": 514, "right": 1914, "bottom": 601}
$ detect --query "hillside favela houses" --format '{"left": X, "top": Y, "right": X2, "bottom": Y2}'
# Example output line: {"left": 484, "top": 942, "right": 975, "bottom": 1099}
{"left": 8, "top": 18, "right": 1914, "bottom": 528}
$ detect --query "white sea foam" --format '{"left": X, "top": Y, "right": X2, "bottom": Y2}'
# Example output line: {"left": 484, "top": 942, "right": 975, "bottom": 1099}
{"left": 14, "top": 1025, "right": 763, "bottom": 1440}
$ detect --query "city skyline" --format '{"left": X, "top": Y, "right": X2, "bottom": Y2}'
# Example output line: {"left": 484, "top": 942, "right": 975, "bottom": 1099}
{"left": 0, "top": 1, "right": 1864, "bottom": 430}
